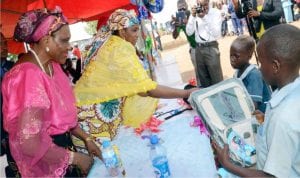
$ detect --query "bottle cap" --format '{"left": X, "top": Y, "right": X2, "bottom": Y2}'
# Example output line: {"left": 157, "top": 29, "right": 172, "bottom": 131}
{"left": 102, "top": 140, "right": 111, "bottom": 148}
{"left": 150, "top": 135, "right": 159, "bottom": 145}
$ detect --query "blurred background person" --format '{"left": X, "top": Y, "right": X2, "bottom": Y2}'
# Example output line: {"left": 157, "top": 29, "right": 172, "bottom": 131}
{"left": 72, "top": 43, "right": 82, "bottom": 76}
{"left": 152, "top": 21, "right": 163, "bottom": 51}
{"left": 62, "top": 58, "right": 81, "bottom": 84}
{"left": 186, "top": 0, "right": 224, "bottom": 87}
{"left": 220, "top": 0, "right": 230, "bottom": 37}
{"left": 172, "top": 0, "right": 199, "bottom": 85}
{"left": 282, "top": 0, "right": 294, "bottom": 23}
{"left": 228, "top": 0, "right": 244, "bottom": 35}
{"left": 233, "top": 0, "right": 283, "bottom": 39}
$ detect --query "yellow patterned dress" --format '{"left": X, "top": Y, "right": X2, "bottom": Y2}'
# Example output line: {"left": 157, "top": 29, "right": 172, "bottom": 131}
{"left": 73, "top": 35, "right": 158, "bottom": 149}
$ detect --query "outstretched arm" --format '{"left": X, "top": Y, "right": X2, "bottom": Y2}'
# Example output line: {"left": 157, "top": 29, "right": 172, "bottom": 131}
{"left": 139, "top": 84, "right": 197, "bottom": 99}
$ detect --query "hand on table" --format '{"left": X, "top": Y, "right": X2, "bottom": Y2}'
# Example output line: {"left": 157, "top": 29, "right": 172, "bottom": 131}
{"left": 85, "top": 139, "right": 103, "bottom": 160}
{"left": 73, "top": 152, "right": 94, "bottom": 175}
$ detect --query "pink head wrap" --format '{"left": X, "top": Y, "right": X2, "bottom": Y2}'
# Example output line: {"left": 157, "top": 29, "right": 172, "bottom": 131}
{"left": 14, "top": 6, "right": 68, "bottom": 43}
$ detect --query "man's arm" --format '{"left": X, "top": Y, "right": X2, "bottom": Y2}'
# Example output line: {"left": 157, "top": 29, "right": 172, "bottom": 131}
{"left": 224, "top": 160, "right": 273, "bottom": 177}
{"left": 260, "top": 0, "right": 283, "bottom": 20}
{"left": 248, "top": 0, "right": 283, "bottom": 20}
{"left": 186, "top": 16, "right": 196, "bottom": 36}
{"left": 212, "top": 143, "right": 274, "bottom": 177}
{"left": 204, "top": 9, "right": 222, "bottom": 39}
{"left": 172, "top": 25, "right": 180, "bottom": 39}
{"left": 186, "top": 6, "right": 197, "bottom": 36}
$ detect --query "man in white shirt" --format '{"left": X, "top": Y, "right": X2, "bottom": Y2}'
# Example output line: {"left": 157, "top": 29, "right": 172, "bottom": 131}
{"left": 186, "top": 0, "right": 223, "bottom": 87}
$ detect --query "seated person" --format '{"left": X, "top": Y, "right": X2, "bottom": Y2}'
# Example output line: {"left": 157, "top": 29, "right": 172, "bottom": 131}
{"left": 2, "top": 7, "right": 101, "bottom": 177}
{"left": 172, "top": 0, "right": 198, "bottom": 84}
{"left": 74, "top": 9, "right": 197, "bottom": 148}
{"left": 214, "top": 24, "right": 300, "bottom": 178}
{"left": 230, "top": 35, "right": 271, "bottom": 112}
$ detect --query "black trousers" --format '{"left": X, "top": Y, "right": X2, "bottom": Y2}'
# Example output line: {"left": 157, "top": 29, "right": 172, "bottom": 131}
{"left": 195, "top": 42, "right": 223, "bottom": 87}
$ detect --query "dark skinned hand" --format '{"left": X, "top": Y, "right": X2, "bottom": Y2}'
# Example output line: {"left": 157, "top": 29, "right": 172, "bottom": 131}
{"left": 85, "top": 140, "right": 103, "bottom": 160}
{"left": 73, "top": 152, "right": 94, "bottom": 175}
{"left": 212, "top": 141, "right": 231, "bottom": 168}
{"left": 248, "top": 10, "right": 260, "bottom": 18}
{"left": 253, "top": 110, "right": 265, "bottom": 124}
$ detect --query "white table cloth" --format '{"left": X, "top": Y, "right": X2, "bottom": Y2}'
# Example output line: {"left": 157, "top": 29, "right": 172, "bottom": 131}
{"left": 88, "top": 98, "right": 218, "bottom": 178}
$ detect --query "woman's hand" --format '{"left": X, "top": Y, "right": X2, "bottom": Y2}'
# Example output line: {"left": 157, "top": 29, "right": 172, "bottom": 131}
{"left": 212, "top": 141, "right": 231, "bottom": 168}
{"left": 85, "top": 139, "right": 102, "bottom": 160}
{"left": 73, "top": 152, "right": 94, "bottom": 175}
{"left": 70, "top": 126, "right": 102, "bottom": 159}
{"left": 186, "top": 87, "right": 199, "bottom": 97}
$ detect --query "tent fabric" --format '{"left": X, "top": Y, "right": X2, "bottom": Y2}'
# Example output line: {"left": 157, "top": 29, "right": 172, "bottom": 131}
{"left": 1, "top": 0, "right": 136, "bottom": 54}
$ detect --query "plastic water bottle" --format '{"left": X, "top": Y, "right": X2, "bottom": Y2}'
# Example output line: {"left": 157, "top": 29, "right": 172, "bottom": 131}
{"left": 102, "top": 140, "right": 120, "bottom": 177}
{"left": 149, "top": 135, "right": 171, "bottom": 178}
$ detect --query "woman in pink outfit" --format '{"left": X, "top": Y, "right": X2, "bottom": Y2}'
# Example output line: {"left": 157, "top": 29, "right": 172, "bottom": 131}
{"left": 1, "top": 7, "right": 101, "bottom": 177}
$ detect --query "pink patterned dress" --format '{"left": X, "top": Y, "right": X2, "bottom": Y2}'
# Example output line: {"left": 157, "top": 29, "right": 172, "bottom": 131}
{"left": 2, "top": 62, "right": 77, "bottom": 177}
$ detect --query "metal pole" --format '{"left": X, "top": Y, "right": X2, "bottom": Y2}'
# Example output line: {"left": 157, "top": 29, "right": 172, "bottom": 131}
{"left": 42, "top": 0, "right": 47, "bottom": 8}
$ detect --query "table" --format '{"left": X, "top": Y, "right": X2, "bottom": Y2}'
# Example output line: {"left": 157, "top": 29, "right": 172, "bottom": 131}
{"left": 88, "top": 98, "right": 218, "bottom": 178}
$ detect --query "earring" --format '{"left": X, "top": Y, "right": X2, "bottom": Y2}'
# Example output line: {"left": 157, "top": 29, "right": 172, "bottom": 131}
{"left": 46, "top": 47, "right": 50, "bottom": 52}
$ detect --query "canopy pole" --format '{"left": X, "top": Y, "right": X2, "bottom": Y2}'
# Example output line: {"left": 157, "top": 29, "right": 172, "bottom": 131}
{"left": 42, "top": 0, "right": 47, "bottom": 8}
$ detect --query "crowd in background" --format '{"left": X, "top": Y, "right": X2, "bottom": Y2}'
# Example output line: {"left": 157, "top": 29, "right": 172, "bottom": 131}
{"left": 0, "top": 0, "right": 299, "bottom": 177}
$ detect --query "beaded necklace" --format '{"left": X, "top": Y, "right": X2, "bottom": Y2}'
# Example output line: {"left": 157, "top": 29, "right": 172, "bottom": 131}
{"left": 29, "top": 49, "right": 52, "bottom": 77}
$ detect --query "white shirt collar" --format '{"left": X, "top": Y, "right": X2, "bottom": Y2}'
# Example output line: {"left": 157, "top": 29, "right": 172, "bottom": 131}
{"left": 233, "top": 64, "right": 256, "bottom": 80}
{"left": 269, "top": 76, "right": 300, "bottom": 108}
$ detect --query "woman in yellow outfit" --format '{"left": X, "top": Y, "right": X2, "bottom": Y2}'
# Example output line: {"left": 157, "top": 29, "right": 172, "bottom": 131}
{"left": 73, "top": 9, "right": 196, "bottom": 149}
